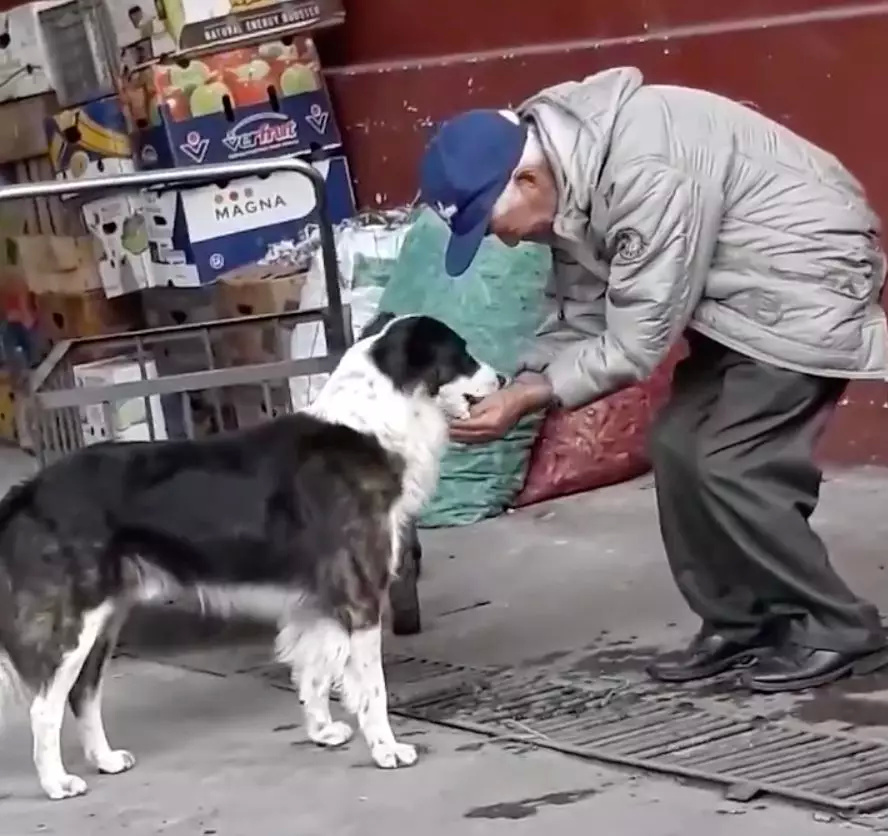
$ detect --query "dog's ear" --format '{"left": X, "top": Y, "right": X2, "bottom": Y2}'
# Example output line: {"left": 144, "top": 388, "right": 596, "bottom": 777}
{"left": 369, "top": 315, "right": 440, "bottom": 395}
{"left": 358, "top": 311, "right": 396, "bottom": 340}
{"left": 369, "top": 315, "right": 471, "bottom": 397}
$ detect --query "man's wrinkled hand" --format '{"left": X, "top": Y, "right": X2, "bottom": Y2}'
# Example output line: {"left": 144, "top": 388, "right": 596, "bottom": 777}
{"left": 449, "top": 373, "right": 553, "bottom": 444}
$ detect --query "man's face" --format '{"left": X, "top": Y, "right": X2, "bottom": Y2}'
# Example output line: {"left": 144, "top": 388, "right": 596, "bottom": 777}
{"left": 489, "top": 166, "right": 559, "bottom": 247}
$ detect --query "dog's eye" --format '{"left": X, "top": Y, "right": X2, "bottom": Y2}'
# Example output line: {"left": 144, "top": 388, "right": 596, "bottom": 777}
{"left": 465, "top": 394, "right": 482, "bottom": 406}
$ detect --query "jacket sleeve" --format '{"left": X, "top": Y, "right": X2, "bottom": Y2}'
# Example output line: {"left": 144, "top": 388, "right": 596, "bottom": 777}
{"left": 543, "top": 162, "right": 724, "bottom": 409}
{"left": 518, "top": 246, "right": 607, "bottom": 373}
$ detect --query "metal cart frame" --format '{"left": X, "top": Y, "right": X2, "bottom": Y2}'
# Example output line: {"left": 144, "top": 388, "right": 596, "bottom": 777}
{"left": 0, "top": 157, "right": 349, "bottom": 463}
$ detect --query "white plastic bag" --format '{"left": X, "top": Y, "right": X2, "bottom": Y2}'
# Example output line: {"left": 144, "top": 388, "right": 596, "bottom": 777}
{"left": 288, "top": 217, "right": 413, "bottom": 408}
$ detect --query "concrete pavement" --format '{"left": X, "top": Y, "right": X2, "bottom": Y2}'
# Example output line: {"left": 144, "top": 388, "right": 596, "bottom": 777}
{"left": 0, "top": 656, "right": 864, "bottom": 836}
{"left": 2, "top": 445, "right": 888, "bottom": 834}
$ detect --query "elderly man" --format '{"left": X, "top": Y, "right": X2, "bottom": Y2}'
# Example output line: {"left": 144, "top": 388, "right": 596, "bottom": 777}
{"left": 419, "top": 66, "right": 888, "bottom": 692}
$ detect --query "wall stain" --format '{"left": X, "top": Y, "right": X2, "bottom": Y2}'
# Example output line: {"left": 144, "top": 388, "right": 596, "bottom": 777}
{"left": 464, "top": 788, "right": 598, "bottom": 820}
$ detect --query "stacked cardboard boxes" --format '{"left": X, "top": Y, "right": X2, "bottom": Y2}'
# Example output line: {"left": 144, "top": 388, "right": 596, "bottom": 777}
{"left": 0, "top": 0, "right": 351, "bottom": 448}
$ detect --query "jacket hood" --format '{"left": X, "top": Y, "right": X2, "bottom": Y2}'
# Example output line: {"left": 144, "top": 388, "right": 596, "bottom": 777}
{"left": 517, "top": 67, "right": 644, "bottom": 239}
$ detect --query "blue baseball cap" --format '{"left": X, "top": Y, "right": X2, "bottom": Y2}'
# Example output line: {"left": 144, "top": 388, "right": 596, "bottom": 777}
{"left": 420, "top": 109, "right": 528, "bottom": 277}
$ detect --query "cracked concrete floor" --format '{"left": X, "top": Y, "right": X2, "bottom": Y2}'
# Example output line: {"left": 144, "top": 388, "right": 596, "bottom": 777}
{"left": 2, "top": 446, "right": 888, "bottom": 834}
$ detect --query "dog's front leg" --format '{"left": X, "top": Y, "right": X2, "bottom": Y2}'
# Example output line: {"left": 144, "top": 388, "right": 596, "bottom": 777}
{"left": 341, "top": 623, "right": 417, "bottom": 769}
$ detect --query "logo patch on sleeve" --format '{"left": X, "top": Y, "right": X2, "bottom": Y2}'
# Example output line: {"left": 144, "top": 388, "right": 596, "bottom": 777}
{"left": 611, "top": 228, "right": 647, "bottom": 264}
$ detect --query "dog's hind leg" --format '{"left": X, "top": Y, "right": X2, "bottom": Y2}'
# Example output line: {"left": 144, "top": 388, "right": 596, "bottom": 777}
{"left": 30, "top": 601, "right": 116, "bottom": 800}
{"left": 276, "top": 617, "right": 353, "bottom": 748}
{"left": 68, "top": 608, "right": 134, "bottom": 776}
{"left": 0, "top": 649, "right": 25, "bottom": 728}
{"left": 342, "top": 622, "right": 417, "bottom": 769}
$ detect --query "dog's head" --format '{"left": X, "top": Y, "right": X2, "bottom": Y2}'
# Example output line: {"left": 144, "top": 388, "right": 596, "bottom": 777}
{"left": 364, "top": 313, "right": 504, "bottom": 419}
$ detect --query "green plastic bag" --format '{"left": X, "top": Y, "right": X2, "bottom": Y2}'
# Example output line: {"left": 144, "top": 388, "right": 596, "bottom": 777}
{"left": 378, "top": 208, "right": 551, "bottom": 527}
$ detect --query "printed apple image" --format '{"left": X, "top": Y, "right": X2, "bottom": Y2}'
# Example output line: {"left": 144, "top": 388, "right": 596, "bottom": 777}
{"left": 167, "top": 60, "right": 211, "bottom": 95}
{"left": 258, "top": 41, "right": 291, "bottom": 61}
{"left": 165, "top": 90, "right": 191, "bottom": 122}
{"left": 68, "top": 150, "right": 90, "bottom": 179}
{"left": 279, "top": 64, "right": 318, "bottom": 97}
{"left": 206, "top": 49, "right": 252, "bottom": 78}
{"left": 189, "top": 81, "right": 232, "bottom": 118}
{"left": 121, "top": 214, "right": 149, "bottom": 256}
{"left": 225, "top": 59, "right": 272, "bottom": 108}
{"left": 225, "top": 59, "right": 271, "bottom": 84}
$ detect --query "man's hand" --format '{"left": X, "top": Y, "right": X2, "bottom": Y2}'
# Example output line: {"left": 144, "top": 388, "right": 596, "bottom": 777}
{"left": 449, "top": 372, "right": 554, "bottom": 444}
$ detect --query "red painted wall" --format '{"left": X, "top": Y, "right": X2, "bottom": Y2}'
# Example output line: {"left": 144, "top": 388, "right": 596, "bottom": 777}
{"left": 314, "top": 1, "right": 888, "bottom": 465}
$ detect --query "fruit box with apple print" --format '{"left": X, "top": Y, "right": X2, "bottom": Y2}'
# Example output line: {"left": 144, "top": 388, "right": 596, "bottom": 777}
{"left": 80, "top": 194, "right": 174, "bottom": 298}
{"left": 144, "top": 153, "right": 356, "bottom": 287}
{"left": 45, "top": 95, "right": 137, "bottom": 184}
{"left": 124, "top": 36, "right": 341, "bottom": 170}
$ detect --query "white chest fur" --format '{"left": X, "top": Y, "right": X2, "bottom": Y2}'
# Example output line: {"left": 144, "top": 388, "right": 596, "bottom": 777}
{"left": 305, "top": 345, "right": 449, "bottom": 524}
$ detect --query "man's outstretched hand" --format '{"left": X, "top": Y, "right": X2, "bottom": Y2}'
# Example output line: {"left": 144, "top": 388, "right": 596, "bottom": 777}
{"left": 449, "top": 373, "right": 554, "bottom": 444}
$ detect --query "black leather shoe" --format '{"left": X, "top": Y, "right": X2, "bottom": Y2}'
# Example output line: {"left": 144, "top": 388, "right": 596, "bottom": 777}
{"left": 743, "top": 644, "right": 888, "bottom": 693}
{"left": 647, "top": 632, "right": 766, "bottom": 683}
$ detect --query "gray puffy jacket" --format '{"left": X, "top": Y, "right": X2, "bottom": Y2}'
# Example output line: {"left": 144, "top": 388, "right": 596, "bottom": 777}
{"left": 516, "top": 67, "right": 888, "bottom": 408}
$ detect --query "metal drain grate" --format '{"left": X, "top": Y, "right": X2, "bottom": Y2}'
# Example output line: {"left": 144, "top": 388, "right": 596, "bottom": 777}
{"left": 252, "top": 652, "right": 491, "bottom": 706}
{"left": 392, "top": 667, "right": 888, "bottom": 814}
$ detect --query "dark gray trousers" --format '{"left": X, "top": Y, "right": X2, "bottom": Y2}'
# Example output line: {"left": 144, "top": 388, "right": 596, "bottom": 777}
{"left": 649, "top": 333, "right": 885, "bottom": 653}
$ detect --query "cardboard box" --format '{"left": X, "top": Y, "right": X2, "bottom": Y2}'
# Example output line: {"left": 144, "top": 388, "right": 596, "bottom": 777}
{"left": 0, "top": 261, "right": 37, "bottom": 327}
{"left": 151, "top": 154, "right": 355, "bottom": 286}
{"left": 72, "top": 355, "right": 167, "bottom": 445}
{"left": 216, "top": 263, "right": 304, "bottom": 365}
{"left": 140, "top": 283, "right": 218, "bottom": 374}
{"left": 46, "top": 96, "right": 136, "bottom": 182}
{"left": 37, "top": 0, "right": 118, "bottom": 107}
{"left": 35, "top": 288, "right": 142, "bottom": 344}
{"left": 216, "top": 263, "right": 304, "bottom": 317}
{"left": 153, "top": 0, "right": 344, "bottom": 53}
{"left": 0, "top": 234, "right": 103, "bottom": 295}
{"left": 0, "top": 93, "right": 59, "bottom": 164}
{"left": 81, "top": 194, "right": 170, "bottom": 297}
{"left": 0, "top": 2, "right": 65, "bottom": 103}
{"left": 0, "top": 371, "right": 18, "bottom": 443}
{"left": 222, "top": 383, "right": 291, "bottom": 429}
{"left": 139, "top": 283, "right": 218, "bottom": 439}
{"left": 126, "top": 37, "right": 340, "bottom": 169}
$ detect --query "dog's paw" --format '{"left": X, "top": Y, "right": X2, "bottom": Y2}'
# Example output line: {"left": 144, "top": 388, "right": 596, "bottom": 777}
{"left": 94, "top": 749, "right": 136, "bottom": 775}
{"left": 309, "top": 721, "right": 353, "bottom": 748}
{"left": 43, "top": 773, "right": 88, "bottom": 801}
{"left": 371, "top": 741, "right": 418, "bottom": 769}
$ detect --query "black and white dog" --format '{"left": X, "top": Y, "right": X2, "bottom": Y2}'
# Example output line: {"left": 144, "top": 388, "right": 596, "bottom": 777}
{"left": 0, "top": 314, "right": 501, "bottom": 801}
